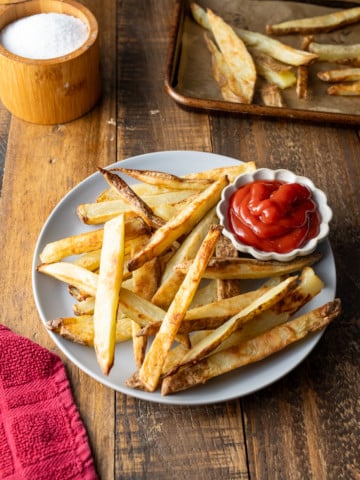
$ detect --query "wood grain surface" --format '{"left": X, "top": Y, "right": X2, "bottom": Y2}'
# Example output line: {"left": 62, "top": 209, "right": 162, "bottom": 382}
{"left": 0, "top": 1, "right": 359, "bottom": 479}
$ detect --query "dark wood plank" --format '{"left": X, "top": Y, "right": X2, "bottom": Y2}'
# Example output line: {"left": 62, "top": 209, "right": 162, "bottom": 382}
{"left": 116, "top": 396, "right": 248, "bottom": 480}
{"left": 210, "top": 114, "right": 360, "bottom": 479}
{"left": 116, "top": 0, "right": 213, "bottom": 160}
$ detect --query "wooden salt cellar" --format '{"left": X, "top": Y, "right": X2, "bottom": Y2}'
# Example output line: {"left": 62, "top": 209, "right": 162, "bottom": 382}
{"left": 0, "top": 0, "right": 101, "bottom": 124}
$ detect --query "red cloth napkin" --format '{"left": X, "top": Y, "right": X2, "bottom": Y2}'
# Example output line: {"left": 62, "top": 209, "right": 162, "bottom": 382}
{"left": 0, "top": 325, "right": 98, "bottom": 480}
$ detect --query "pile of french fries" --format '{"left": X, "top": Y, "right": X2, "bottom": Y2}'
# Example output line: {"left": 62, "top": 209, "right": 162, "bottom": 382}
{"left": 190, "top": 2, "right": 360, "bottom": 106}
{"left": 37, "top": 161, "right": 341, "bottom": 395}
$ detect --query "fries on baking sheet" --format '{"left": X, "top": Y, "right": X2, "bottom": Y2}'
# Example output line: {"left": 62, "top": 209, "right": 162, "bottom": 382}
{"left": 189, "top": 2, "right": 360, "bottom": 109}
{"left": 37, "top": 162, "right": 341, "bottom": 395}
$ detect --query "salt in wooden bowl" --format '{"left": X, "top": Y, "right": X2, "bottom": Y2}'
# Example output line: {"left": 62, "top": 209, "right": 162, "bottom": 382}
{"left": 0, "top": 0, "right": 101, "bottom": 124}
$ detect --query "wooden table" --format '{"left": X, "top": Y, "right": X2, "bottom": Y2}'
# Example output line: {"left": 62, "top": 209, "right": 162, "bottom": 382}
{"left": 0, "top": 1, "right": 359, "bottom": 479}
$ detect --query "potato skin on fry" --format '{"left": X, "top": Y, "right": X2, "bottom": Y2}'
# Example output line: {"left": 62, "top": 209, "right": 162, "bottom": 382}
{"left": 161, "top": 299, "right": 341, "bottom": 395}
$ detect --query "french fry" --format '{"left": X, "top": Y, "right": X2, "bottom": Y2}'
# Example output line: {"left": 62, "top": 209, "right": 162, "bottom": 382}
{"left": 296, "top": 66, "right": 309, "bottom": 100}
{"left": 206, "top": 9, "right": 256, "bottom": 104}
{"left": 130, "top": 234, "right": 160, "bottom": 368}
{"left": 39, "top": 228, "right": 104, "bottom": 264}
{"left": 46, "top": 313, "right": 133, "bottom": 346}
{"left": 112, "top": 167, "right": 212, "bottom": 190}
{"left": 77, "top": 190, "right": 197, "bottom": 225}
{"left": 190, "top": 279, "right": 218, "bottom": 307}
{"left": 73, "top": 296, "right": 95, "bottom": 316}
{"left": 138, "top": 283, "right": 272, "bottom": 337}
{"left": 183, "top": 162, "right": 256, "bottom": 182}
{"left": 96, "top": 181, "right": 169, "bottom": 202}
{"left": 174, "top": 252, "right": 321, "bottom": 279}
{"left": 98, "top": 167, "right": 165, "bottom": 229}
{"left": 161, "top": 299, "right": 341, "bottom": 395}
{"left": 93, "top": 214, "right": 125, "bottom": 375}
{"left": 163, "top": 275, "right": 298, "bottom": 377}
{"left": 137, "top": 224, "right": 222, "bottom": 392}
{"left": 204, "top": 33, "right": 247, "bottom": 103}
{"left": 190, "top": 1, "right": 211, "bottom": 29}
{"left": 296, "top": 35, "right": 312, "bottom": 100}
{"left": 308, "top": 41, "right": 360, "bottom": 66}
{"left": 190, "top": 2, "right": 317, "bottom": 67}
{"left": 266, "top": 7, "right": 360, "bottom": 35}
{"left": 326, "top": 81, "right": 360, "bottom": 96}
{"left": 161, "top": 267, "right": 323, "bottom": 374}
{"left": 251, "top": 49, "right": 296, "bottom": 90}
{"left": 151, "top": 207, "right": 217, "bottom": 309}
{"left": 260, "top": 83, "right": 285, "bottom": 107}
{"left": 73, "top": 249, "right": 101, "bottom": 271}
{"left": 127, "top": 175, "right": 229, "bottom": 272}
{"left": 237, "top": 27, "right": 318, "bottom": 66}
{"left": 318, "top": 67, "right": 360, "bottom": 82}
{"left": 215, "top": 235, "right": 242, "bottom": 300}
{"left": 37, "top": 262, "right": 98, "bottom": 297}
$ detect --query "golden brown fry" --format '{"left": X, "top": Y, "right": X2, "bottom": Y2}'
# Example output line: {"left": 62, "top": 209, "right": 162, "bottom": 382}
{"left": 141, "top": 266, "right": 323, "bottom": 338}
{"left": 112, "top": 167, "right": 212, "bottom": 190}
{"left": 78, "top": 190, "right": 198, "bottom": 225}
{"left": 151, "top": 207, "right": 217, "bottom": 309}
{"left": 131, "top": 234, "right": 160, "bottom": 368}
{"left": 190, "top": 280, "right": 218, "bottom": 308}
{"left": 163, "top": 276, "right": 298, "bottom": 377}
{"left": 296, "top": 66, "right": 309, "bottom": 100}
{"left": 161, "top": 267, "right": 323, "bottom": 374}
{"left": 207, "top": 9, "right": 256, "bottom": 104}
{"left": 127, "top": 175, "right": 229, "bottom": 272}
{"left": 98, "top": 167, "right": 165, "bottom": 229}
{"left": 39, "top": 229, "right": 104, "bottom": 264}
{"left": 308, "top": 41, "right": 360, "bottom": 66}
{"left": 266, "top": 7, "right": 360, "bottom": 35}
{"left": 204, "top": 33, "right": 247, "bottom": 103}
{"left": 138, "top": 284, "right": 271, "bottom": 337}
{"left": 46, "top": 314, "right": 133, "bottom": 346}
{"left": 318, "top": 67, "right": 360, "bottom": 82}
{"left": 138, "top": 224, "right": 222, "bottom": 392}
{"left": 175, "top": 252, "right": 321, "bottom": 280}
{"left": 327, "top": 81, "right": 360, "bottom": 96}
{"left": 73, "top": 249, "right": 101, "bottom": 271}
{"left": 260, "top": 83, "right": 285, "bottom": 107}
{"left": 251, "top": 49, "right": 296, "bottom": 90}
{"left": 190, "top": 2, "right": 316, "bottom": 66}
{"left": 190, "top": 1, "right": 211, "bottom": 29}
{"left": 215, "top": 235, "right": 242, "bottom": 300}
{"left": 184, "top": 162, "right": 256, "bottom": 182}
{"left": 37, "top": 262, "right": 98, "bottom": 296}
{"left": 73, "top": 296, "right": 95, "bottom": 316}
{"left": 161, "top": 299, "right": 341, "bottom": 395}
{"left": 236, "top": 28, "right": 317, "bottom": 66}
{"left": 93, "top": 214, "right": 125, "bottom": 375}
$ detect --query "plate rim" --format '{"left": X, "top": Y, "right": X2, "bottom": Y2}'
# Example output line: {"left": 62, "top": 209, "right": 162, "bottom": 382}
{"left": 32, "top": 150, "right": 336, "bottom": 405}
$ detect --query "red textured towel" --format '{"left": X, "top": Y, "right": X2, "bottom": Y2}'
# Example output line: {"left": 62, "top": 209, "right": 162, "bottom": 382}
{"left": 0, "top": 325, "right": 98, "bottom": 480}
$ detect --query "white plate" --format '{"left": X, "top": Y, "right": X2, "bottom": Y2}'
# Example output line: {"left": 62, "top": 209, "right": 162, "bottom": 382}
{"left": 32, "top": 151, "right": 336, "bottom": 405}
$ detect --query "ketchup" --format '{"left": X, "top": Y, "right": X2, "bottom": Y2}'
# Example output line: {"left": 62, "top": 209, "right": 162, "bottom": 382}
{"left": 228, "top": 180, "right": 320, "bottom": 253}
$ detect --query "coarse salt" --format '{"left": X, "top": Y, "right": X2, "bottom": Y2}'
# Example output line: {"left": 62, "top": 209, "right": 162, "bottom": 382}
{"left": 0, "top": 13, "right": 89, "bottom": 60}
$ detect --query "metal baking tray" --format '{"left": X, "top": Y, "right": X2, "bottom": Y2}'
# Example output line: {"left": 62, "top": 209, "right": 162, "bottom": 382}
{"left": 165, "top": 0, "right": 360, "bottom": 124}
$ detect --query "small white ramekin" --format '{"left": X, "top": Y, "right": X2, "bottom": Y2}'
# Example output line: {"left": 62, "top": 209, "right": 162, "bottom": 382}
{"left": 216, "top": 168, "right": 333, "bottom": 262}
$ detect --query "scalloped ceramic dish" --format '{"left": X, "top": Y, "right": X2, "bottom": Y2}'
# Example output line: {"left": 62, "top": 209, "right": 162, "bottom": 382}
{"left": 217, "top": 168, "right": 333, "bottom": 262}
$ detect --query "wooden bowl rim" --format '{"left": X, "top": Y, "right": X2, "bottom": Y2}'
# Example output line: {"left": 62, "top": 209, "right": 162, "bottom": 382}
{"left": 0, "top": 0, "right": 98, "bottom": 64}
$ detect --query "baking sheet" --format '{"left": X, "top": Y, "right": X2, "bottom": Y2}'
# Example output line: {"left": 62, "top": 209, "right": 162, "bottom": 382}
{"left": 165, "top": 0, "right": 360, "bottom": 124}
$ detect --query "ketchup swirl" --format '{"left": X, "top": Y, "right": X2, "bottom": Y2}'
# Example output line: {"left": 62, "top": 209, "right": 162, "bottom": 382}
{"left": 228, "top": 180, "right": 320, "bottom": 253}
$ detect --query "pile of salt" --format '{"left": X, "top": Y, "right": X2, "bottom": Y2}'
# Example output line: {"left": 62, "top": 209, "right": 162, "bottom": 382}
{"left": 0, "top": 13, "right": 89, "bottom": 60}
